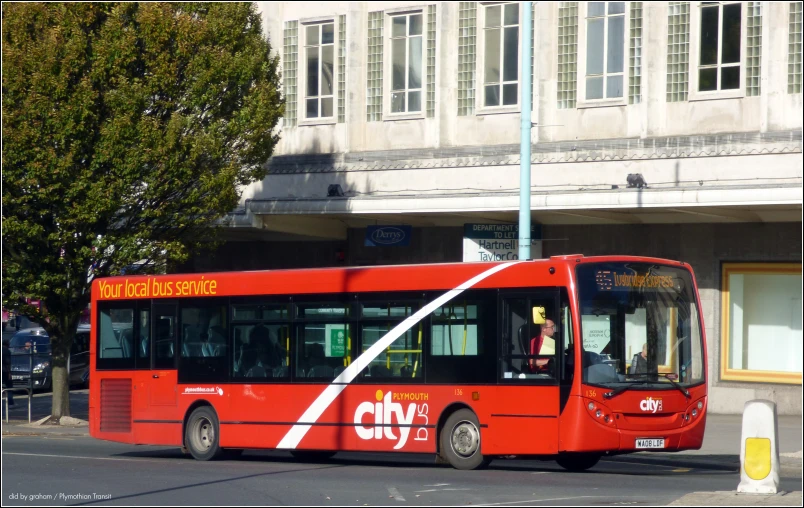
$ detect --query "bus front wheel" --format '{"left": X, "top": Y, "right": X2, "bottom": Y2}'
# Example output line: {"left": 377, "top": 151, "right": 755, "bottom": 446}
{"left": 555, "top": 452, "right": 601, "bottom": 472}
{"left": 440, "top": 409, "right": 491, "bottom": 470}
{"left": 185, "top": 406, "right": 223, "bottom": 461}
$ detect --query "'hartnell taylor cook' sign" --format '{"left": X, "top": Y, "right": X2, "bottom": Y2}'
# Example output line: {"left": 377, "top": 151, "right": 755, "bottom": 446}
{"left": 462, "top": 224, "right": 542, "bottom": 262}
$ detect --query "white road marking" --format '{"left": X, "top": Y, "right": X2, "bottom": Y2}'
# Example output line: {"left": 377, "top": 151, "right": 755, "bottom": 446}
{"left": 2, "top": 452, "right": 166, "bottom": 464}
{"left": 387, "top": 487, "right": 406, "bottom": 501}
{"left": 474, "top": 495, "right": 647, "bottom": 506}
{"left": 425, "top": 483, "right": 451, "bottom": 486}
{"left": 415, "top": 488, "right": 472, "bottom": 493}
{"left": 277, "top": 262, "right": 523, "bottom": 450}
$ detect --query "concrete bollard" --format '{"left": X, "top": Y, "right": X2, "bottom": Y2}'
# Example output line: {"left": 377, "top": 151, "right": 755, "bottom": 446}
{"left": 737, "top": 399, "right": 780, "bottom": 494}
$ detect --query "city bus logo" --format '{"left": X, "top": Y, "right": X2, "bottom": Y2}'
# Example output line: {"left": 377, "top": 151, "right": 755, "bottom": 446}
{"left": 354, "top": 390, "right": 429, "bottom": 449}
{"left": 640, "top": 396, "right": 663, "bottom": 413}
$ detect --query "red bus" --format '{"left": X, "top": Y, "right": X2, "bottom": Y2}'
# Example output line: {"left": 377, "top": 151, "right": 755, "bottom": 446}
{"left": 89, "top": 255, "right": 707, "bottom": 470}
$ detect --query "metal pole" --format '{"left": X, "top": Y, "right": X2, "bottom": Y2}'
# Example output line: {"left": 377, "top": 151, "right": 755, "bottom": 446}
{"left": 519, "top": 2, "right": 533, "bottom": 261}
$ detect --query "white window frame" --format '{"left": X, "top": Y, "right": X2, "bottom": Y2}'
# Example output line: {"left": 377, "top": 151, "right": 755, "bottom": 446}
{"left": 383, "top": 7, "right": 427, "bottom": 121}
{"left": 299, "top": 18, "right": 337, "bottom": 126}
{"left": 689, "top": 1, "right": 747, "bottom": 101}
{"left": 577, "top": 1, "right": 629, "bottom": 108}
{"left": 476, "top": 2, "right": 523, "bottom": 115}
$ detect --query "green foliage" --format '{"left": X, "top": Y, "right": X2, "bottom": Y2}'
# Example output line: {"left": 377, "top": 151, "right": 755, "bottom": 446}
{"left": 2, "top": 2, "right": 283, "bottom": 417}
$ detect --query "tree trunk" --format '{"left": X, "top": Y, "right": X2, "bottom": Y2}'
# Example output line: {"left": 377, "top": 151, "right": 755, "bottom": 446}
{"left": 50, "top": 343, "right": 70, "bottom": 421}
{"left": 50, "top": 361, "right": 70, "bottom": 421}
{"left": 49, "top": 329, "right": 73, "bottom": 423}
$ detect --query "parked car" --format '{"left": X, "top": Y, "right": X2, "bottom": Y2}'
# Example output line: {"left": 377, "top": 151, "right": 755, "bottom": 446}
{"left": 9, "top": 325, "right": 90, "bottom": 390}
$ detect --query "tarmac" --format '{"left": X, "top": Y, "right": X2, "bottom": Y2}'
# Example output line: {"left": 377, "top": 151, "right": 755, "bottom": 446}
{"left": 2, "top": 389, "right": 802, "bottom": 506}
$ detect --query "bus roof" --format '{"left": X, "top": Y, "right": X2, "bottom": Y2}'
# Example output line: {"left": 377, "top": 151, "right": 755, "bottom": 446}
{"left": 91, "top": 255, "right": 689, "bottom": 302}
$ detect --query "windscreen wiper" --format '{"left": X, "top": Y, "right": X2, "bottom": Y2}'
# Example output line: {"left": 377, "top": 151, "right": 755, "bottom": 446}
{"left": 623, "top": 372, "right": 690, "bottom": 398}
{"left": 602, "top": 382, "right": 645, "bottom": 400}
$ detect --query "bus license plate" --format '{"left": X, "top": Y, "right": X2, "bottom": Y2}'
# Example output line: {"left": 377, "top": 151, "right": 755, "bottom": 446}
{"left": 636, "top": 438, "right": 665, "bottom": 449}
{"left": 12, "top": 375, "right": 25, "bottom": 380}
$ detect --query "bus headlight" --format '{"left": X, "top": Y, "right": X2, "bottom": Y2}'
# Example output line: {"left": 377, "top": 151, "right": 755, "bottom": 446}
{"left": 588, "top": 402, "right": 595, "bottom": 411}
{"left": 596, "top": 410, "right": 602, "bottom": 418}
{"left": 697, "top": 401, "right": 703, "bottom": 410}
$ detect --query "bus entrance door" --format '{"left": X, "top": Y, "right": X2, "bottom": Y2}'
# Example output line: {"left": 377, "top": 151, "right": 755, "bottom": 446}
{"left": 491, "top": 294, "right": 561, "bottom": 455}
{"left": 150, "top": 303, "right": 178, "bottom": 408}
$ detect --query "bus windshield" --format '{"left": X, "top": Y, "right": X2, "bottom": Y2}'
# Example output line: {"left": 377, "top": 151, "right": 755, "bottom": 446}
{"left": 576, "top": 262, "right": 704, "bottom": 389}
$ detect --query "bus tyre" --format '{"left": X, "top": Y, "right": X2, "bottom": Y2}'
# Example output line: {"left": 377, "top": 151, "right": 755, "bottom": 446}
{"left": 185, "top": 406, "right": 223, "bottom": 461}
{"left": 440, "top": 409, "right": 491, "bottom": 470}
{"left": 290, "top": 450, "right": 336, "bottom": 462}
{"left": 556, "top": 452, "right": 601, "bottom": 472}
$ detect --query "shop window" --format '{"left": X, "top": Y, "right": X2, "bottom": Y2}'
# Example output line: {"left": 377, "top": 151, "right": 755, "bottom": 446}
{"left": 721, "top": 263, "right": 803, "bottom": 384}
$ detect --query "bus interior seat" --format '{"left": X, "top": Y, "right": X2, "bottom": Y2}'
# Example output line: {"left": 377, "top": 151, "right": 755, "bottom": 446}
{"left": 307, "top": 365, "right": 334, "bottom": 378}
{"left": 119, "top": 328, "right": 134, "bottom": 358}
{"left": 333, "top": 365, "right": 345, "bottom": 377}
{"left": 306, "top": 343, "right": 326, "bottom": 368}
{"left": 370, "top": 364, "right": 392, "bottom": 377}
{"left": 273, "top": 366, "right": 289, "bottom": 378}
{"left": 400, "top": 365, "right": 412, "bottom": 377}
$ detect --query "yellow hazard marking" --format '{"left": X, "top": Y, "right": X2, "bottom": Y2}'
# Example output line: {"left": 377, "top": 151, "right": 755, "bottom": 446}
{"left": 744, "top": 437, "right": 772, "bottom": 480}
{"left": 671, "top": 468, "right": 691, "bottom": 472}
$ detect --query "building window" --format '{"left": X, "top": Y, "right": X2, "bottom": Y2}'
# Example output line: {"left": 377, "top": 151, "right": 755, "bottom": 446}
{"left": 482, "top": 2, "right": 520, "bottom": 108}
{"left": 745, "top": 2, "right": 762, "bottom": 96}
{"left": 666, "top": 2, "right": 690, "bottom": 102}
{"left": 629, "top": 2, "right": 643, "bottom": 104}
{"left": 721, "top": 263, "right": 803, "bottom": 384}
{"left": 367, "top": 11, "right": 384, "bottom": 121}
{"left": 283, "top": 21, "right": 299, "bottom": 127}
{"left": 790, "top": 1, "right": 803, "bottom": 94}
{"left": 557, "top": 2, "right": 579, "bottom": 109}
{"left": 304, "top": 22, "right": 335, "bottom": 119}
{"left": 584, "top": 2, "right": 626, "bottom": 101}
{"left": 458, "top": 2, "right": 478, "bottom": 116}
{"left": 390, "top": 12, "right": 424, "bottom": 114}
{"left": 426, "top": 5, "right": 437, "bottom": 118}
{"left": 695, "top": 1, "right": 744, "bottom": 95}
{"left": 337, "top": 15, "right": 347, "bottom": 122}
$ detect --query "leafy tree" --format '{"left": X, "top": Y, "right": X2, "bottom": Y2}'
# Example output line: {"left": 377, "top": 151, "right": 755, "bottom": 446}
{"left": 2, "top": 2, "right": 283, "bottom": 422}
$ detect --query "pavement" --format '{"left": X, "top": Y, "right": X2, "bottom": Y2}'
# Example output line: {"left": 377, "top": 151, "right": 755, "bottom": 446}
{"left": 2, "top": 390, "right": 802, "bottom": 506}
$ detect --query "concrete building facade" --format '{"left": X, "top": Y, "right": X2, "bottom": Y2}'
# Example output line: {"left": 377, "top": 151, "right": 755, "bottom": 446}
{"left": 187, "top": 2, "right": 803, "bottom": 414}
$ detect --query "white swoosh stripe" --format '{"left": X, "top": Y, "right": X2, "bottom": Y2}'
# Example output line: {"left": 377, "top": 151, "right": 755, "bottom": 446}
{"left": 277, "top": 261, "right": 522, "bottom": 449}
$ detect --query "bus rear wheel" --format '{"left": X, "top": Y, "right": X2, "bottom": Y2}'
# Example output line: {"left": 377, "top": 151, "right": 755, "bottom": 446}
{"left": 555, "top": 452, "right": 601, "bottom": 472}
{"left": 290, "top": 450, "right": 337, "bottom": 462}
{"left": 185, "top": 406, "right": 223, "bottom": 461}
{"left": 440, "top": 409, "right": 491, "bottom": 470}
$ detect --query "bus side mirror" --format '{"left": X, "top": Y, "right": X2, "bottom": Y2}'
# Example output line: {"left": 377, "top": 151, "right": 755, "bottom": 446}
{"left": 532, "top": 306, "right": 546, "bottom": 325}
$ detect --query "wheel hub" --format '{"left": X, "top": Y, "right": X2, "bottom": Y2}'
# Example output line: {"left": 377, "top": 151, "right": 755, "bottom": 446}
{"left": 451, "top": 421, "right": 479, "bottom": 458}
{"left": 195, "top": 418, "right": 213, "bottom": 450}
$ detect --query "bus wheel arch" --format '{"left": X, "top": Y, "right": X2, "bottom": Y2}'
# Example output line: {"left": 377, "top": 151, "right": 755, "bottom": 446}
{"left": 436, "top": 404, "right": 491, "bottom": 470}
{"left": 183, "top": 402, "right": 223, "bottom": 461}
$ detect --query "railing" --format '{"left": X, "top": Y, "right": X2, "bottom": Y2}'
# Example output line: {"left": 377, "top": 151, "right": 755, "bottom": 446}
{"left": 5, "top": 344, "right": 44, "bottom": 423}
{"left": 2, "top": 387, "right": 33, "bottom": 423}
